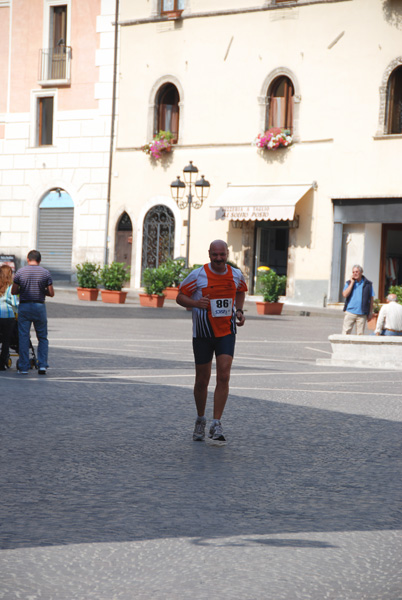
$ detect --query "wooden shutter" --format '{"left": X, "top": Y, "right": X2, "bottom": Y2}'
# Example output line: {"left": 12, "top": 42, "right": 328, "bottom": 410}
{"left": 170, "top": 104, "right": 179, "bottom": 141}
{"left": 38, "top": 98, "right": 53, "bottom": 146}
{"left": 286, "top": 83, "right": 294, "bottom": 132}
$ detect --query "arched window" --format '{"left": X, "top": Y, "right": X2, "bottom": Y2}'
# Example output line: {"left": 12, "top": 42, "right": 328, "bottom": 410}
{"left": 141, "top": 205, "right": 175, "bottom": 275}
{"left": 155, "top": 83, "right": 180, "bottom": 141}
{"left": 267, "top": 76, "right": 294, "bottom": 132}
{"left": 386, "top": 66, "right": 402, "bottom": 134}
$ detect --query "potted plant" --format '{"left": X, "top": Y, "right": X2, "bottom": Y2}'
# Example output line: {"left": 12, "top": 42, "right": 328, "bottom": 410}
{"left": 255, "top": 266, "right": 287, "bottom": 315}
{"left": 100, "top": 261, "right": 130, "bottom": 304}
{"left": 367, "top": 298, "right": 381, "bottom": 330}
{"left": 253, "top": 127, "right": 293, "bottom": 151}
{"left": 141, "top": 130, "right": 174, "bottom": 160}
{"left": 140, "top": 264, "right": 171, "bottom": 307}
{"left": 162, "top": 258, "right": 189, "bottom": 299}
{"left": 75, "top": 261, "right": 101, "bottom": 301}
{"left": 388, "top": 285, "right": 402, "bottom": 304}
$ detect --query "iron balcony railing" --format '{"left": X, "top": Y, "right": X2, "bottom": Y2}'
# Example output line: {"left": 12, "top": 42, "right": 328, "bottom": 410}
{"left": 38, "top": 46, "right": 72, "bottom": 83}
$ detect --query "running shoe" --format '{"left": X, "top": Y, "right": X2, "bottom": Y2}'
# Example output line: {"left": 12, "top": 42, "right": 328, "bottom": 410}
{"left": 193, "top": 416, "right": 207, "bottom": 441}
{"left": 209, "top": 420, "right": 226, "bottom": 442}
{"left": 38, "top": 368, "right": 47, "bottom": 375}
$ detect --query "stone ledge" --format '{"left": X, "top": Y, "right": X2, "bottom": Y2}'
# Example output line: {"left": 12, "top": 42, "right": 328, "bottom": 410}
{"left": 317, "top": 334, "right": 402, "bottom": 370}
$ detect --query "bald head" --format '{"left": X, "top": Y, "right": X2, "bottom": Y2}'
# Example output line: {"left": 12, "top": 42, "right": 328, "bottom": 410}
{"left": 387, "top": 293, "right": 398, "bottom": 302}
{"left": 209, "top": 240, "right": 228, "bottom": 273}
{"left": 209, "top": 239, "right": 228, "bottom": 253}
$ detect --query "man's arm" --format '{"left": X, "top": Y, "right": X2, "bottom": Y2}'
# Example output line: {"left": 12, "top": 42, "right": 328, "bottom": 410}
{"left": 375, "top": 305, "right": 385, "bottom": 335}
{"left": 45, "top": 284, "right": 55, "bottom": 297}
{"left": 235, "top": 291, "right": 246, "bottom": 326}
{"left": 11, "top": 282, "right": 20, "bottom": 295}
{"left": 176, "top": 291, "right": 209, "bottom": 310}
{"left": 342, "top": 279, "right": 354, "bottom": 298}
{"left": 368, "top": 294, "right": 373, "bottom": 319}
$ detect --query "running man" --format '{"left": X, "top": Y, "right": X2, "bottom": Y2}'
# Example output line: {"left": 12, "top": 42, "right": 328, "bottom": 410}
{"left": 176, "top": 240, "right": 247, "bottom": 442}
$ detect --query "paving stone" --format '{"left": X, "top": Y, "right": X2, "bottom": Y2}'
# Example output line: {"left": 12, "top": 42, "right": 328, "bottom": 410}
{"left": 0, "top": 291, "right": 401, "bottom": 599}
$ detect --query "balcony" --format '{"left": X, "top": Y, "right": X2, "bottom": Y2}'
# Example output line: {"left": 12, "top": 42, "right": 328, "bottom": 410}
{"left": 38, "top": 46, "right": 72, "bottom": 86}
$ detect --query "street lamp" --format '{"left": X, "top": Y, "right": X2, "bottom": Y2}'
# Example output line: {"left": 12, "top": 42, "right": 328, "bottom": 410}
{"left": 170, "top": 161, "right": 210, "bottom": 267}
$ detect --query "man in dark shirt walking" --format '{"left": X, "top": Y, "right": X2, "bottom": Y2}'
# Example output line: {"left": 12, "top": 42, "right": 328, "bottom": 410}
{"left": 11, "top": 250, "right": 54, "bottom": 375}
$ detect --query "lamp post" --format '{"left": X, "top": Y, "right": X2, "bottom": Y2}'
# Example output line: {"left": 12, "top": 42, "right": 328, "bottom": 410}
{"left": 170, "top": 161, "right": 210, "bottom": 267}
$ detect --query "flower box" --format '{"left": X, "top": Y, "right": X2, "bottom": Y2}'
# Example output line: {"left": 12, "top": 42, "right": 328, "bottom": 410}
{"left": 256, "top": 301, "right": 284, "bottom": 315}
{"left": 163, "top": 286, "right": 179, "bottom": 300}
{"left": 254, "top": 127, "right": 292, "bottom": 151}
{"left": 77, "top": 287, "right": 99, "bottom": 301}
{"left": 142, "top": 130, "right": 174, "bottom": 160}
{"left": 101, "top": 290, "right": 128, "bottom": 304}
{"left": 139, "top": 293, "right": 165, "bottom": 308}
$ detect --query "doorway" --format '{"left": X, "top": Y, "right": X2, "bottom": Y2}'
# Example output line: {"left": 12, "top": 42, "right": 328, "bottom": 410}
{"left": 141, "top": 205, "right": 175, "bottom": 278}
{"left": 37, "top": 189, "right": 74, "bottom": 280}
{"left": 380, "top": 224, "right": 402, "bottom": 300}
{"left": 115, "top": 212, "right": 133, "bottom": 280}
{"left": 253, "top": 222, "right": 289, "bottom": 292}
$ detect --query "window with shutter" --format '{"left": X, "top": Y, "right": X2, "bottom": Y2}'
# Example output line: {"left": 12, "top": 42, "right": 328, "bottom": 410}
{"left": 156, "top": 83, "right": 180, "bottom": 142}
{"left": 268, "top": 76, "right": 294, "bottom": 133}
{"left": 161, "top": 0, "right": 184, "bottom": 15}
{"left": 386, "top": 67, "right": 402, "bottom": 134}
{"left": 38, "top": 97, "right": 54, "bottom": 146}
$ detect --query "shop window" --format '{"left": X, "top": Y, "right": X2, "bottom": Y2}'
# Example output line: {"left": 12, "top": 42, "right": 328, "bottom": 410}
{"left": 37, "top": 97, "right": 54, "bottom": 146}
{"left": 267, "top": 76, "right": 294, "bottom": 133}
{"left": 155, "top": 83, "right": 180, "bottom": 142}
{"left": 386, "top": 66, "right": 402, "bottom": 134}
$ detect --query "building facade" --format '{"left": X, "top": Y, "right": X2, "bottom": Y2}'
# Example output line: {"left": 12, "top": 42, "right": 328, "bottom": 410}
{"left": 110, "top": 0, "right": 402, "bottom": 305}
{"left": 0, "top": 0, "right": 116, "bottom": 277}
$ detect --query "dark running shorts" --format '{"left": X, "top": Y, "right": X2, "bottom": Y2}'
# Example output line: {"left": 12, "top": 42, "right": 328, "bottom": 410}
{"left": 192, "top": 334, "right": 236, "bottom": 365}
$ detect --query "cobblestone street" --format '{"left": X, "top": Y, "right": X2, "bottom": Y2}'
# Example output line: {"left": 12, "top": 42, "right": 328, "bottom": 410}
{"left": 1, "top": 292, "right": 401, "bottom": 599}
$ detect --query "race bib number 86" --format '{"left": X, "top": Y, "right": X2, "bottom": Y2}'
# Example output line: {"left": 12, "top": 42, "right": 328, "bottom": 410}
{"left": 210, "top": 298, "right": 233, "bottom": 317}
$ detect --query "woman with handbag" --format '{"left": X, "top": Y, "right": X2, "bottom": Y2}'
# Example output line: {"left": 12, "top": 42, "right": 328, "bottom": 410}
{"left": 0, "top": 265, "right": 18, "bottom": 370}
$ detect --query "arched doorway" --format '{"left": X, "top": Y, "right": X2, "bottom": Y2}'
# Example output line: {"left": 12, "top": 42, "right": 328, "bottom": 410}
{"left": 37, "top": 189, "right": 74, "bottom": 279}
{"left": 141, "top": 205, "right": 175, "bottom": 276}
{"left": 115, "top": 212, "right": 133, "bottom": 279}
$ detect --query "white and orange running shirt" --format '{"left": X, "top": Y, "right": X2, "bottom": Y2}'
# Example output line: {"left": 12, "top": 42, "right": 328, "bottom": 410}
{"left": 179, "top": 263, "right": 248, "bottom": 338}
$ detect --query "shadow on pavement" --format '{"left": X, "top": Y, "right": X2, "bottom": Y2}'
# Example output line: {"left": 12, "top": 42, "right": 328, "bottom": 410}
{"left": 47, "top": 301, "right": 194, "bottom": 320}
{"left": 1, "top": 348, "right": 401, "bottom": 550}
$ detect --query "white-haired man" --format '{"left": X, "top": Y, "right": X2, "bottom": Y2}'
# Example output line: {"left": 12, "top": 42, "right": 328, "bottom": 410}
{"left": 342, "top": 265, "right": 375, "bottom": 335}
{"left": 375, "top": 293, "right": 402, "bottom": 336}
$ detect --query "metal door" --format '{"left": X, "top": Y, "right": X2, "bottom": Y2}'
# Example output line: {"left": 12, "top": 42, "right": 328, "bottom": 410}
{"left": 141, "top": 205, "right": 175, "bottom": 276}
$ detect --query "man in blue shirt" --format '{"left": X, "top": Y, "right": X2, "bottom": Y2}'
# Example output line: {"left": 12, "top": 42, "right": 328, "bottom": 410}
{"left": 342, "top": 264, "right": 374, "bottom": 335}
{"left": 11, "top": 250, "right": 54, "bottom": 375}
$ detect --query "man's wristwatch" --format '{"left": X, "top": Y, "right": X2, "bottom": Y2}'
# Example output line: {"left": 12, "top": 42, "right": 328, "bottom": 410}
{"left": 236, "top": 308, "right": 244, "bottom": 315}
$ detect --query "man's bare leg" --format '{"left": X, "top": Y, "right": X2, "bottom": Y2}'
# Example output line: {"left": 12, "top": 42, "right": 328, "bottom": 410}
{"left": 194, "top": 362, "right": 212, "bottom": 417}
{"left": 213, "top": 354, "right": 233, "bottom": 420}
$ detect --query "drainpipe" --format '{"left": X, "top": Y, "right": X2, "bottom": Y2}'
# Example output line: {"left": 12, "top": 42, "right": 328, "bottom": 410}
{"left": 104, "top": 0, "right": 120, "bottom": 265}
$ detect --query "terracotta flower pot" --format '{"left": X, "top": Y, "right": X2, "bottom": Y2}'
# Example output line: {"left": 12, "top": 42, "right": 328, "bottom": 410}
{"left": 256, "top": 301, "right": 284, "bottom": 315}
{"left": 101, "top": 290, "right": 128, "bottom": 304}
{"left": 139, "top": 293, "right": 165, "bottom": 308}
{"left": 76, "top": 287, "right": 99, "bottom": 301}
{"left": 367, "top": 314, "right": 378, "bottom": 330}
{"left": 163, "top": 286, "right": 179, "bottom": 300}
